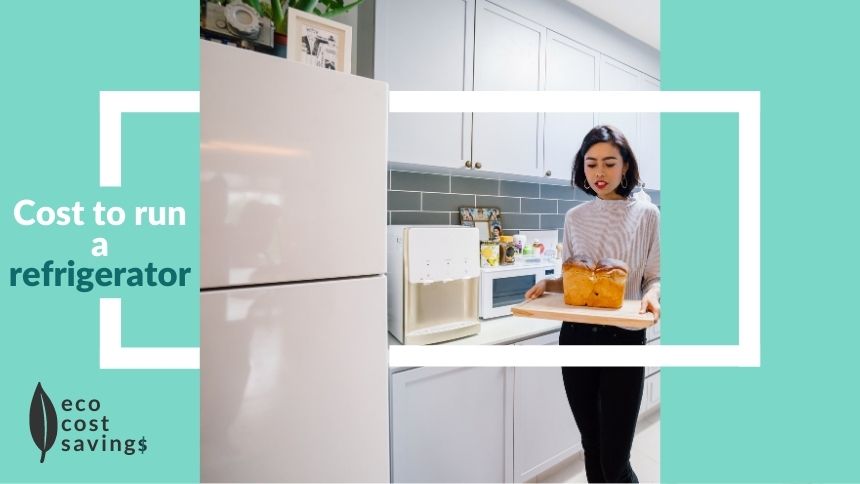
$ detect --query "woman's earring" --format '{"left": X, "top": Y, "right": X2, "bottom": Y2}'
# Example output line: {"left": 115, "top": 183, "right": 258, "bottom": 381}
{"left": 621, "top": 176, "right": 628, "bottom": 189}
{"left": 584, "top": 181, "right": 590, "bottom": 191}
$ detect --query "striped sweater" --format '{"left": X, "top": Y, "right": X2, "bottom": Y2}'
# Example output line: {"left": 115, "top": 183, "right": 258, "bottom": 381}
{"left": 562, "top": 196, "right": 661, "bottom": 303}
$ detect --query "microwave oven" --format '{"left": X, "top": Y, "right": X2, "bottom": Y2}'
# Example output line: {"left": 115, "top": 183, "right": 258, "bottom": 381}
{"left": 479, "top": 262, "right": 559, "bottom": 319}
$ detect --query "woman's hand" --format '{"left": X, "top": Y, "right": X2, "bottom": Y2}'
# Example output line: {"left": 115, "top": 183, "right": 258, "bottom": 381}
{"left": 639, "top": 288, "right": 661, "bottom": 322}
{"left": 524, "top": 280, "right": 547, "bottom": 300}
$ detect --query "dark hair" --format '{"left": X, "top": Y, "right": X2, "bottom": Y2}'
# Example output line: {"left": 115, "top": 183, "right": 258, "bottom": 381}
{"left": 571, "top": 125, "right": 641, "bottom": 198}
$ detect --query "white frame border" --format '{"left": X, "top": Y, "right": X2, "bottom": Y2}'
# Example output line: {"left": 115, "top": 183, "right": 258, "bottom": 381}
{"left": 99, "top": 91, "right": 200, "bottom": 370}
{"left": 99, "top": 91, "right": 199, "bottom": 188}
{"left": 96, "top": 90, "right": 759, "bottom": 369}
{"left": 388, "top": 90, "right": 760, "bottom": 368}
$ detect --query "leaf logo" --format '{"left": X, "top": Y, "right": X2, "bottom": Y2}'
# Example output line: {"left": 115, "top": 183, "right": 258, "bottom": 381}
{"left": 29, "top": 382, "right": 58, "bottom": 463}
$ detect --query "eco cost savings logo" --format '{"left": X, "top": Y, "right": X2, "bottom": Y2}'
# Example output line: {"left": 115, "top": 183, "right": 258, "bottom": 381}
{"left": 29, "top": 382, "right": 58, "bottom": 463}
{"left": 26, "top": 381, "right": 149, "bottom": 464}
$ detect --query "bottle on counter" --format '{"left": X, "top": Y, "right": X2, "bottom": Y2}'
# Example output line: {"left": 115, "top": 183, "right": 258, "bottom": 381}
{"left": 512, "top": 234, "right": 526, "bottom": 254}
{"left": 499, "top": 236, "right": 516, "bottom": 265}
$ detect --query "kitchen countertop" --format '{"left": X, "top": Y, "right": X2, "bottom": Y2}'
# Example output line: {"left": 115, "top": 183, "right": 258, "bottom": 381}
{"left": 387, "top": 314, "right": 562, "bottom": 347}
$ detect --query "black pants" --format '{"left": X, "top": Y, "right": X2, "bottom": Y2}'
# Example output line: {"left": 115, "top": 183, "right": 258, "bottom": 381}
{"left": 559, "top": 322, "right": 646, "bottom": 483}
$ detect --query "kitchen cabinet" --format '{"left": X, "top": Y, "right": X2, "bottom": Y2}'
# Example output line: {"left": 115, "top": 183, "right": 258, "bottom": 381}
{"left": 597, "top": 55, "right": 641, "bottom": 154}
{"left": 390, "top": 366, "right": 514, "bottom": 482}
{"left": 597, "top": 55, "right": 662, "bottom": 190}
{"left": 472, "top": 0, "right": 545, "bottom": 176}
{"left": 644, "top": 331, "right": 660, "bottom": 415}
{"left": 641, "top": 372, "right": 661, "bottom": 416}
{"left": 365, "top": 0, "right": 659, "bottom": 183}
{"left": 645, "top": 337, "right": 660, "bottom": 378}
{"left": 637, "top": 74, "right": 661, "bottom": 190}
{"left": 513, "top": 332, "right": 582, "bottom": 482}
{"left": 646, "top": 320, "right": 661, "bottom": 341}
{"left": 389, "top": 329, "right": 660, "bottom": 481}
{"left": 373, "top": 0, "right": 474, "bottom": 168}
{"left": 542, "top": 31, "right": 599, "bottom": 182}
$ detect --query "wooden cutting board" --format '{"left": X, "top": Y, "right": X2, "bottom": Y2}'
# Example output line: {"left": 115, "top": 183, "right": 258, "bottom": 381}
{"left": 511, "top": 293, "right": 655, "bottom": 328}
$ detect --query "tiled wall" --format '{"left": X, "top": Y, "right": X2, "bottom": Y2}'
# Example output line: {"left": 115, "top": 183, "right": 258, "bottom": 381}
{"left": 387, "top": 170, "right": 661, "bottom": 241}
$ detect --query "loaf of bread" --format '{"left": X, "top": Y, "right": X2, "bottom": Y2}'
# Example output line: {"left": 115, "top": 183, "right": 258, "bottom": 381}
{"left": 562, "top": 255, "right": 629, "bottom": 309}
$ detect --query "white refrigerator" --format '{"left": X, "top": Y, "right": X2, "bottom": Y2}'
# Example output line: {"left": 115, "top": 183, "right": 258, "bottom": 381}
{"left": 200, "top": 41, "right": 390, "bottom": 482}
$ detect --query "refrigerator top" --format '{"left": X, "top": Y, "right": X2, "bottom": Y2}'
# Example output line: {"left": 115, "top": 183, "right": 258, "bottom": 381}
{"left": 201, "top": 41, "right": 388, "bottom": 288}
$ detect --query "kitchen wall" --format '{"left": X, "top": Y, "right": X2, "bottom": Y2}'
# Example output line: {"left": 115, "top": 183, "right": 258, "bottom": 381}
{"left": 336, "top": 8, "right": 360, "bottom": 74}
{"left": 387, "top": 170, "right": 661, "bottom": 241}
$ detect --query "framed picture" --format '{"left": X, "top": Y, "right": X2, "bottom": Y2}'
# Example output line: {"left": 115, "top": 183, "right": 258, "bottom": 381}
{"left": 459, "top": 207, "right": 502, "bottom": 242}
{"left": 287, "top": 8, "right": 352, "bottom": 73}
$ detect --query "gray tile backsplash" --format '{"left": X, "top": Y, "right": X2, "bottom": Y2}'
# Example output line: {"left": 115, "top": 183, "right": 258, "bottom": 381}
{"left": 422, "top": 193, "right": 476, "bottom": 212}
{"left": 500, "top": 180, "right": 540, "bottom": 198}
{"left": 501, "top": 213, "right": 541, "bottom": 230}
{"left": 558, "top": 199, "right": 583, "bottom": 213}
{"left": 540, "top": 214, "right": 565, "bottom": 230}
{"left": 387, "top": 191, "right": 420, "bottom": 211}
{"left": 539, "top": 184, "right": 578, "bottom": 200}
{"left": 476, "top": 195, "right": 521, "bottom": 213}
{"left": 451, "top": 176, "right": 499, "bottom": 196}
{"left": 390, "top": 171, "right": 449, "bottom": 192}
{"left": 522, "top": 198, "right": 558, "bottom": 214}
{"left": 387, "top": 170, "right": 660, "bottom": 234}
{"left": 390, "top": 211, "right": 449, "bottom": 225}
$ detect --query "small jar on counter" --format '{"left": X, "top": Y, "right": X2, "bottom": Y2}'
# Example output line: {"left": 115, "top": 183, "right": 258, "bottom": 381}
{"left": 499, "top": 236, "right": 516, "bottom": 265}
{"left": 480, "top": 241, "right": 500, "bottom": 267}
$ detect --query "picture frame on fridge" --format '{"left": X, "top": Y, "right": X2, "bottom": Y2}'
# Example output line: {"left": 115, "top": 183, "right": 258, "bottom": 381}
{"left": 287, "top": 7, "right": 352, "bottom": 73}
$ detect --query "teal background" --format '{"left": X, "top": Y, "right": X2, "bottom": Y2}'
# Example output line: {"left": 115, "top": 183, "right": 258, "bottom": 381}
{"left": 2, "top": 0, "right": 858, "bottom": 482}
{"left": 662, "top": 114, "right": 739, "bottom": 345}
{"left": 0, "top": 1, "right": 200, "bottom": 482}
{"left": 662, "top": 0, "right": 860, "bottom": 481}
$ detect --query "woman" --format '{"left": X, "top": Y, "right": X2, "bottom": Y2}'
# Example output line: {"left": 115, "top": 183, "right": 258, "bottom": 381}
{"left": 525, "top": 125, "right": 660, "bottom": 483}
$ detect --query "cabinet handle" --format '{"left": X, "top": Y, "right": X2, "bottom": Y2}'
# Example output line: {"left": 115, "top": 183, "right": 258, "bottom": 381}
{"left": 545, "top": 170, "right": 552, "bottom": 177}
{"left": 475, "top": 162, "right": 482, "bottom": 169}
{"left": 465, "top": 160, "right": 473, "bottom": 168}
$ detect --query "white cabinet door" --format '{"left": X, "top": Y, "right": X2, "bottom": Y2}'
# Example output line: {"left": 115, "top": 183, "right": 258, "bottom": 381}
{"left": 473, "top": 0, "right": 545, "bottom": 176}
{"left": 598, "top": 55, "right": 662, "bottom": 191}
{"left": 513, "top": 332, "right": 582, "bottom": 482}
{"left": 375, "top": 0, "right": 474, "bottom": 168}
{"left": 651, "top": 372, "right": 661, "bottom": 409}
{"left": 597, "top": 55, "right": 640, "bottom": 154}
{"left": 543, "top": 31, "right": 599, "bottom": 182}
{"left": 646, "top": 319, "right": 661, "bottom": 341}
{"left": 645, "top": 337, "right": 660, "bottom": 378}
{"left": 637, "top": 74, "right": 661, "bottom": 190}
{"left": 641, "top": 372, "right": 661, "bottom": 415}
{"left": 201, "top": 276, "right": 390, "bottom": 483}
{"left": 391, "top": 366, "right": 514, "bottom": 482}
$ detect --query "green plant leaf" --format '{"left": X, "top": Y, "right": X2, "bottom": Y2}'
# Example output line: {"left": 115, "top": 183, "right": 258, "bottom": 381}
{"left": 319, "top": 0, "right": 364, "bottom": 17}
{"left": 294, "top": 0, "right": 318, "bottom": 12}
{"left": 261, "top": 1, "right": 273, "bottom": 19}
{"left": 272, "top": 0, "right": 286, "bottom": 32}
{"left": 243, "top": 0, "right": 264, "bottom": 16}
